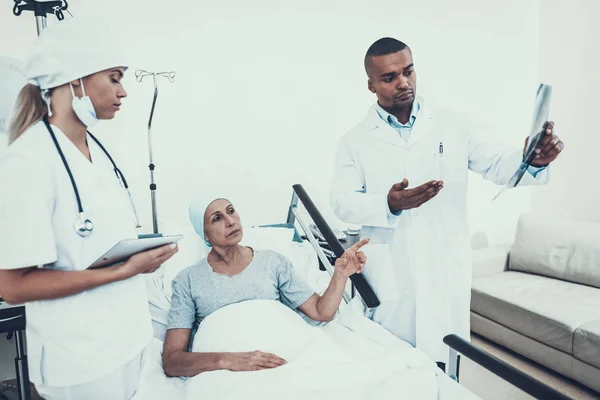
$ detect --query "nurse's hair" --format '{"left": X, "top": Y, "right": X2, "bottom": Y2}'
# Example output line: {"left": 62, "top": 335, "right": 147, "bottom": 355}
{"left": 364, "top": 37, "right": 410, "bottom": 74}
{"left": 8, "top": 84, "right": 49, "bottom": 144}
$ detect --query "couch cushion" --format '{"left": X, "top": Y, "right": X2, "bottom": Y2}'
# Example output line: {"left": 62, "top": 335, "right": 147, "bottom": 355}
{"left": 471, "top": 271, "right": 600, "bottom": 354}
{"left": 471, "top": 312, "right": 575, "bottom": 379}
{"left": 574, "top": 320, "right": 600, "bottom": 369}
{"left": 509, "top": 214, "right": 600, "bottom": 289}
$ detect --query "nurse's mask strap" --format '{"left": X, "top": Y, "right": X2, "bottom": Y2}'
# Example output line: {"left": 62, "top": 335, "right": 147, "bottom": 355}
{"left": 41, "top": 89, "right": 52, "bottom": 117}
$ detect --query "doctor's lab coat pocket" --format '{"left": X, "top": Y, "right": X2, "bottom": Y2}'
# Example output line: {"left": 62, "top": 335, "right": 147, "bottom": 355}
{"left": 440, "top": 149, "right": 468, "bottom": 184}
{"left": 360, "top": 244, "right": 400, "bottom": 303}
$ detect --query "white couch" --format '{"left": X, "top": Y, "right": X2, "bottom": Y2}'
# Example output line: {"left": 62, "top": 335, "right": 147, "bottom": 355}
{"left": 470, "top": 214, "right": 600, "bottom": 393}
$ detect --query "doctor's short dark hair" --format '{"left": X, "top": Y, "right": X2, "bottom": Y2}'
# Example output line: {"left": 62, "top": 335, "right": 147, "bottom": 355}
{"left": 364, "top": 37, "right": 409, "bottom": 74}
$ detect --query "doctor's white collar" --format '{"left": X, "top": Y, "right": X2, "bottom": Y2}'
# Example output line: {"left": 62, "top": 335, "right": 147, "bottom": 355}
{"left": 375, "top": 99, "right": 420, "bottom": 128}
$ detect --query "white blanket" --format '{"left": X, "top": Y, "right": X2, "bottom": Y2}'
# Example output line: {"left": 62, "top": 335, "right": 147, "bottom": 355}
{"left": 133, "top": 300, "right": 479, "bottom": 400}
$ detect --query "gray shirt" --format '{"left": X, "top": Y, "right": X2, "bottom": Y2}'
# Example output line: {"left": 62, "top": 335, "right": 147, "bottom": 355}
{"left": 167, "top": 249, "right": 316, "bottom": 338}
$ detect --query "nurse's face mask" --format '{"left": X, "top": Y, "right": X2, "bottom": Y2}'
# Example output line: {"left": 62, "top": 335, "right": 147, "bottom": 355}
{"left": 70, "top": 79, "right": 98, "bottom": 127}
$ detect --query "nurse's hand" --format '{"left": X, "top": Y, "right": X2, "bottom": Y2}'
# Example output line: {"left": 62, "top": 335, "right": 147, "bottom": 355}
{"left": 335, "top": 238, "right": 369, "bottom": 277}
{"left": 224, "top": 351, "right": 287, "bottom": 371}
{"left": 524, "top": 121, "right": 564, "bottom": 167}
{"left": 117, "top": 243, "right": 179, "bottom": 279}
{"left": 387, "top": 179, "right": 443, "bottom": 213}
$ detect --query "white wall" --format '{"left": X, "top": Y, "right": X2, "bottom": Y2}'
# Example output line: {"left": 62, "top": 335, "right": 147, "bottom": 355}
{"left": 532, "top": 0, "right": 600, "bottom": 223}
{"left": 0, "top": 0, "right": 541, "bottom": 244}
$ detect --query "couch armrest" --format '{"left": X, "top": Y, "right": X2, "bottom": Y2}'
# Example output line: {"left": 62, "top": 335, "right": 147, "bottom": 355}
{"left": 472, "top": 244, "right": 511, "bottom": 278}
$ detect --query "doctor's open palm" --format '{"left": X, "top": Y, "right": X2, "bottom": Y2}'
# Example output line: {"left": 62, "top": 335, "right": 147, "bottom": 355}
{"left": 387, "top": 178, "right": 443, "bottom": 213}
{"left": 335, "top": 238, "right": 370, "bottom": 277}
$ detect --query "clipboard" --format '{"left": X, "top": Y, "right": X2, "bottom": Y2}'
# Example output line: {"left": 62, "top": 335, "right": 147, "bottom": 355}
{"left": 88, "top": 234, "right": 183, "bottom": 269}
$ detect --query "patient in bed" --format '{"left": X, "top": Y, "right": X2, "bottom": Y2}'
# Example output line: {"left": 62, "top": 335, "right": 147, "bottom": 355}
{"left": 162, "top": 194, "right": 369, "bottom": 378}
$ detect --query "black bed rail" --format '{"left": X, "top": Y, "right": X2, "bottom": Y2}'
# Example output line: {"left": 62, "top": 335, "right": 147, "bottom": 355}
{"left": 291, "top": 184, "right": 380, "bottom": 308}
{"left": 444, "top": 335, "right": 572, "bottom": 400}
{"left": 0, "top": 298, "right": 30, "bottom": 400}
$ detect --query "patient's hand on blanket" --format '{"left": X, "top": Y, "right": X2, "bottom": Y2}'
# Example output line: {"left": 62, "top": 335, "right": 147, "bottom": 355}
{"left": 222, "top": 350, "right": 287, "bottom": 372}
{"left": 162, "top": 328, "right": 288, "bottom": 377}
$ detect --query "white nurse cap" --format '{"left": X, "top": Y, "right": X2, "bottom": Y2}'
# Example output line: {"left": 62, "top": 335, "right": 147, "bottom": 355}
{"left": 189, "top": 194, "right": 240, "bottom": 247}
{"left": 25, "top": 17, "right": 128, "bottom": 90}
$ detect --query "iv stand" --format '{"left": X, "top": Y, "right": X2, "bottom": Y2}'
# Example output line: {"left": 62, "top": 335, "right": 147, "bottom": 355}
{"left": 135, "top": 70, "right": 175, "bottom": 234}
{"left": 13, "top": 0, "right": 68, "bottom": 35}
{"left": 10, "top": 4, "right": 68, "bottom": 400}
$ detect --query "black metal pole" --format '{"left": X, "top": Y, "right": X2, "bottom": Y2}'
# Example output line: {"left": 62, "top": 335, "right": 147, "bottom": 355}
{"left": 292, "top": 184, "right": 380, "bottom": 308}
{"left": 148, "top": 86, "right": 159, "bottom": 234}
{"left": 15, "top": 330, "right": 31, "bottom": 400}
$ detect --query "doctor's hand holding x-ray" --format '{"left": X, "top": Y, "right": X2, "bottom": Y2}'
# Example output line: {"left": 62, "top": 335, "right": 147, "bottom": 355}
{"left": 0, "top": 18, "right": 178, "bottom": 400}
{"left": 329, "top": 37, "right": 563, "bottom": 373}
{"left": 525, "top": 121, "right": 564, "bottom": 167}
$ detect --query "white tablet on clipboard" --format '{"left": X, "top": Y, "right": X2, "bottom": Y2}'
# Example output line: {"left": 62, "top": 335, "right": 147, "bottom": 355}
{"left": 88, "top": 235, "right": 183, "bottom": 269}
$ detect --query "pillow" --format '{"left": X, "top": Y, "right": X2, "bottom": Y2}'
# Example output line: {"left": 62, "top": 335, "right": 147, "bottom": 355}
{"left": 240, "top": 226, "right": 295, "bottom": 259}
{"left": 157, "top": 218, "right": 209, "bottom": 297}
{"left": 191, "top": 300, "right": 318, "bottom": 361}
{"left": 509, "top": 213, "right": 600, "bottom": 288}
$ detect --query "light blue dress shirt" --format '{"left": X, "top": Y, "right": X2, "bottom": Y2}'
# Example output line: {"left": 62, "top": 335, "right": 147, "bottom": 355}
{"left": 375, "top": 101, "right": 420, "bottom": 143}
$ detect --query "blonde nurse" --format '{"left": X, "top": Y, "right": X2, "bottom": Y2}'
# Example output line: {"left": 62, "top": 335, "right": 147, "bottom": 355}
{"left": 0, "top": 18, "right": 177, "bottom": 400}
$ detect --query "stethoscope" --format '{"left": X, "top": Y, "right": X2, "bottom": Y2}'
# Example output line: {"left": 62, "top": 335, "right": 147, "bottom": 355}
{"left": 43, "top": 117, "right": 141, "bottom": 237}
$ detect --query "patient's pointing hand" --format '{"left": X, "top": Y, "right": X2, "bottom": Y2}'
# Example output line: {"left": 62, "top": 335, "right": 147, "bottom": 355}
{"left": 335, "top": 238, "right": 369, "bottom": 277}
{"left": 225, "top": 351, "right": 287, "bottom": 372}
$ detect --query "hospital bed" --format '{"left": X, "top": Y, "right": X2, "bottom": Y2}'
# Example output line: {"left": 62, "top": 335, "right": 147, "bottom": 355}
{"left": 0, "top": 185, "right": 572, "bottom": 400}
{"left": 288, "top": 185, "right": 571, "bottom": 400}
{"left": 137, "top": 185, "right": 572, "bottom": 400}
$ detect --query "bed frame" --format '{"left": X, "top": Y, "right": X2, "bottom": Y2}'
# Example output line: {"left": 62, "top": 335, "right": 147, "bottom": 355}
{"left": 0, "top": 301, "right": 29, "bottom": 400}
{"left": 286, "top": 184, "right": 571, "bottom": 400}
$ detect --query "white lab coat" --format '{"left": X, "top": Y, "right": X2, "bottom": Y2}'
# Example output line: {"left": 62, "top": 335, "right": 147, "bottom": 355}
{"left": 330, "top": 96, "right": 549, "bottom": 363}
{"left": 0, "top": 121, "right": 152, "bottom": 389}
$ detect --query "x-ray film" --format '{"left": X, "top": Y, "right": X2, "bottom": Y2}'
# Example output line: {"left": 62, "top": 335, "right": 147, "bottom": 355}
{"left": 493, "top": 84, "right": 552, "bottom": 201}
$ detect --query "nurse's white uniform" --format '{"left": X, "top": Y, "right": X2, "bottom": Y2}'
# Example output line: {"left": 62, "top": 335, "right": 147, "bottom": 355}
{"left": 0, "top": 120, "right": 152, "bottom": 399}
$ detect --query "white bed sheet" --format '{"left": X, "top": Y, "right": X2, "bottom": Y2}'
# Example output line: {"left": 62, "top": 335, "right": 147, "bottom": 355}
{"left": 137, "top": 298, "right": 479, "bottom": 400}
{"left": 140, "top": 234, "right": 479, "bottom": 400}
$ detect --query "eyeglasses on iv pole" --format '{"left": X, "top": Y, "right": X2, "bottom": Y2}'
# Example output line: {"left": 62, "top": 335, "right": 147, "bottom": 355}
{"left": 43, "top": 118, "right": 142, "bottom": 237}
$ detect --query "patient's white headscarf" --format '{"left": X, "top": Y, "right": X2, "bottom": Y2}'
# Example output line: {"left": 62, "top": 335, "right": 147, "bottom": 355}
{"left": 189, "top": 194, "right": 236, "bottom": 247}
{"left": 25, "top": 17, "right": 128, "bottom": 90}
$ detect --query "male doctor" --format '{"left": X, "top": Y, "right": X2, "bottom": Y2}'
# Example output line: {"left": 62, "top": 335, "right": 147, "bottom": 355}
{"left": 329, "top": 37, "right": 564, "bottom": 371}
